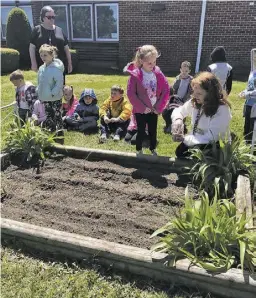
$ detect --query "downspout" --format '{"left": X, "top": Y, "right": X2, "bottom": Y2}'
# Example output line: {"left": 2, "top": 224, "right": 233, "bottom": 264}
{"left": 195, "top": 0, "right": 207, "bottom": 73}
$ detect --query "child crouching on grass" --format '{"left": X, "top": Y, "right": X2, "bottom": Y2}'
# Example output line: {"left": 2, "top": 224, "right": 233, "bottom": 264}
{"left": 99, "top": 85, "right": 132, "bottom": 142}
{"left": 65, "top": 88, "right": 99, "bottom": 134}
{"left": 10, "top": 69, "right": 37, "bottom": 124}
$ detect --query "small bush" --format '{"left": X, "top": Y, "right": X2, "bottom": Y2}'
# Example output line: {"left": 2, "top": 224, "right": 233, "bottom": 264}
{"left": 70, "top": 49, "right": 78, "bottom": 73}
{"left": 0, "top": 48, "right": 20, "bottom": 74}
{"left": 151, "top": 189, "right": 256, "bottom": 273}
{"left": 5, "top": 119, "right": 57, "bottom": 168}
{"left": 6, "top": 7, "right": 32, "bottom": 69}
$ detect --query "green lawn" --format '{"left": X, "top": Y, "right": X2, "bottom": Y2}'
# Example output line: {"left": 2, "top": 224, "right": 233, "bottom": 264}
{"left": 1, "top": 71, "right": 247, "bottom": 156}
{"left": 1, "top": 247, "right": 210, "bottom": 298}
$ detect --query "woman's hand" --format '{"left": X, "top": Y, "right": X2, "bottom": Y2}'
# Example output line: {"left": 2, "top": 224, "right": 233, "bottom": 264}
{"left": 239, "top": 91, "right": 246, "bottom": 99}
{"left": 104, "top": 116, "right": 111, "bottom": 124}
{"left": 67, "top": 62, "right": 73, "bottom": 74}
{"left": 144, "top": 107, "right": 152, "bottom": 114}
{"left": 31, "top": 62, "right": 38, "bottom": 72}
{"left": 171, "top": 119, "right": 184, "bottom": 142}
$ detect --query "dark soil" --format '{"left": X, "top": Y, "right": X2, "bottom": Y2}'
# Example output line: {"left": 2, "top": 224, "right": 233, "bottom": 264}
{"left": 1, "top": 155, "right": 194, "bottom": 249}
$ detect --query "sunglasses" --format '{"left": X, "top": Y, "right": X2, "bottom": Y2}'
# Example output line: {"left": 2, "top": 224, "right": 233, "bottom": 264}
{"left": 45, "top": 16, "right": 56, "bottom": 20}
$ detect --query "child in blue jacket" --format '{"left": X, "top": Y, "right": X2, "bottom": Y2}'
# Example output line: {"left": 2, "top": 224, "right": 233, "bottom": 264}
{"left": 65, "top": 88, "right": 99, "bottom": 134}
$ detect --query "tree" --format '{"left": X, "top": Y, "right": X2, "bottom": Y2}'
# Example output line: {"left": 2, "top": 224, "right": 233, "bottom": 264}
{"left": 6, "top": 7, "right": 32, "bottom": 69}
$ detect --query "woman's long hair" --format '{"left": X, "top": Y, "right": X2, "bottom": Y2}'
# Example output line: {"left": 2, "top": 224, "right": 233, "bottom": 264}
{"left": 191, "top": 72, "right": 231, "bottom": 117}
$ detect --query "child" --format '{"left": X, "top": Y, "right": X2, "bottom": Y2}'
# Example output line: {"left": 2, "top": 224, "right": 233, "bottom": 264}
{"left": 65, "top": 88, "right": 99, "bottom": 134}
{"left": 9, "top": 69, "right": 37, "bottom": 124}
{"left": 37, "top": 44, "right": 64, "bottom": 133}
{"left": 124, "top": 45, "right": 170, "bottom": 155}
{"left": 171, "top": 72, "right": 232, "bottom": 158}
{"left": 124, "top": 113, "right": 150, "bottom": 147}
{"left": 62, "top": 85, "right": 79, "bottom": 119}
{"left": 162, "top": 61, "right": 193, "bottom": 133}
{"left": 207, "top": 46, "right": 233, "bottom": 95}
{"left": 31, "top": 99, "right": 46, "bottom": 125}
{"left": 239, "top": 49, "right": 256, "bottom": 144}
{"left": 99, "top": 85, "right": 132, "bottom": 142}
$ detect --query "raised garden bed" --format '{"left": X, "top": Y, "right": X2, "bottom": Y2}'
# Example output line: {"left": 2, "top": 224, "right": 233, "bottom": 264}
{"left": 1, "top": 146, "right": 256, "bottom": 298}
{"left": 1, "top": 149, "right": 193, "bottom": 249}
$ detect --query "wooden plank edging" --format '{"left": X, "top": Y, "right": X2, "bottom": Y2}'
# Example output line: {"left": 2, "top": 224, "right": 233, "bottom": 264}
{"left": 235, "top": 175, "right": 254, "bottom": 229}
{"left": 1, "top": 218, "right": 256, "bottom": 298}
{"left": 49, "top": 144, "right": 192, "bottom": 171}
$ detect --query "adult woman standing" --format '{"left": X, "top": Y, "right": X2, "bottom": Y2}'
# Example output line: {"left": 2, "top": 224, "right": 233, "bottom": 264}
{"left": 29, "top": 6, "right": 72, "bottom": 81}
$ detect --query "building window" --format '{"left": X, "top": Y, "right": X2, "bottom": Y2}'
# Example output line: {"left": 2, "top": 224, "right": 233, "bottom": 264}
{"left": 51, "top": 5, "right": 69, "bottom": 40}
{"left": 95, "top": 4, "right": 118, "bottom": 41}
{"left": 70, "top": 4, "right": 93, "bottom": 41}
{"left": 1, "top": 5, "right": 34, "bottom": 39}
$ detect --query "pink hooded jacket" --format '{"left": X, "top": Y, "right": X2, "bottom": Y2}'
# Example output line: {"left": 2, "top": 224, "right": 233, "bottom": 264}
{"left": 124, "top": 63, "right": 170, "bottom": 114}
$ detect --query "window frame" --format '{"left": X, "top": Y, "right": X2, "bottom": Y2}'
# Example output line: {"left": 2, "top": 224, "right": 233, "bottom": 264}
{"left": 69, "top": 4, "right": 94, "bottom": 42}
{"left": 1, "top": 5, "right": 34, "bottom": 40}
{"left": 51, "top": 4, "right": 70, "bottom": 41}
{"left": 94, "top": 3, "right": 119, "bottom": 42}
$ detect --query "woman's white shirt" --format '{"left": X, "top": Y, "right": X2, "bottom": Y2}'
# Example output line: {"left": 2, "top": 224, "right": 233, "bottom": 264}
{"left": 171, "top": 99, "right": 232, "bottom": 146}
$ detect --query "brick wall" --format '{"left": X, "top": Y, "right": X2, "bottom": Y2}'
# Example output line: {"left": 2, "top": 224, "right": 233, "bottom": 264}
{"left": 31, "top": 1, "right": 44, "bottom": 26}
{"left": 119, "top": 0, "right": 255, "bottom": 78}
{"left": 118, "top": 1, "right": 202, "bottom": 75}
{"left": 201, "top": 0, "right": 256, "bottom": 78}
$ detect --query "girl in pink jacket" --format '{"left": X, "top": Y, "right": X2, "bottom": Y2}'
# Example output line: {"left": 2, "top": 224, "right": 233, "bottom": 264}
{"left": 124, "top": 45, "right": 170, "bottom": 156}
{"left": 62, "top": 85, "right": 79, "bottom": 119}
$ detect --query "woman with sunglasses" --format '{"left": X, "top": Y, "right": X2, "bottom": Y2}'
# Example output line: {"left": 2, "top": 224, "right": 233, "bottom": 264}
{"left": 29, "top": 6, "right": 72, "bottom": 83}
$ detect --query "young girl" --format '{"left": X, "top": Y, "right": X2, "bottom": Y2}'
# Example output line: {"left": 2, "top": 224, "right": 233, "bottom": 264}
{"left": 171, "top": 72, "right": 232, "bottom": 158}
{"left": 62, "top": 85, "right": 78, "bottom": 120}
{"left": 124, "top": 45, "right": 170, "bottom": 156}
{"left": 65, "top": 88, "right": 99, "bottom": 134}
{"left": 239, "top": 49, "right": 256, "bottom": 144}
{"left": 37, "top": 44, "right": 64, "bottom": 133}
{"left": 99, "top": 85, "right": 132, "bottom": 142}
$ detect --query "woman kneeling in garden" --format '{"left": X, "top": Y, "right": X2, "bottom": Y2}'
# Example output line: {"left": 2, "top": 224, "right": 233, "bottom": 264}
{"left": 171, "top": 71, "right": 232, "bottom": 158}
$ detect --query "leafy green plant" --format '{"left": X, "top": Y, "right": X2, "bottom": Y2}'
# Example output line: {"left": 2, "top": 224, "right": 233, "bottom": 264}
{"left": 5, "top": 119, "right": 57, "bottom": 167}
{"left": 187, "top": 136, "right": 256, "bottom": 198}
{"left": 151, "top": 188, "right": 256, "bottom": 273}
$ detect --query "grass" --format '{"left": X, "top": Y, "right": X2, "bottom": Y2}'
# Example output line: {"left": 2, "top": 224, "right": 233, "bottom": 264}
{"left": 1, "top": 247, "right": 212, "bottom": 298}
{"left": 1, "top": 71, "right": 247, "bottom": 156}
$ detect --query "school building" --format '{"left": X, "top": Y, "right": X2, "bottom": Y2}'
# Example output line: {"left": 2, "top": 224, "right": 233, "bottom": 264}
{"left": 1, "top": 0, "right": 255, "bottom": 77}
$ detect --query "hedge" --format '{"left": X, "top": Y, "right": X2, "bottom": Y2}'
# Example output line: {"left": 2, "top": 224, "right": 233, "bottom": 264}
{"left": 1, "top": 48, "right": 20, "bottom": 74}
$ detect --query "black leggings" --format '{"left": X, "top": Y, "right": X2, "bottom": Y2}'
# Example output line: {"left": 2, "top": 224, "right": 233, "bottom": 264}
{"left": 135, "top": 113, "right": 157, "bottom": 151}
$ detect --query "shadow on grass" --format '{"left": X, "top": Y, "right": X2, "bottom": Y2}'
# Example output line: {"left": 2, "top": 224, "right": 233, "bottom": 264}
{"left": 2, "top": 238, "right": 217, "bottom": 298}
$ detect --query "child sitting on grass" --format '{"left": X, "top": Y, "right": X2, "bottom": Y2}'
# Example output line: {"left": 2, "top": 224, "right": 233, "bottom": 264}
{"left": 99, "top": 85, "right": 132, "bottom": 142}
{"left": 162, "top": 61, "right": 193, "bottom": 134}
{"left": 10, "top": 69, "right": 37, "bottom": 124}
{"left": 62, "top": 85, "right": 78, "bottom": 119}
{"left": 31, "top": 99, "right": 46, "bottom": 125}
{"left": 65, "top": 88, "right": 99, "bottom": 134}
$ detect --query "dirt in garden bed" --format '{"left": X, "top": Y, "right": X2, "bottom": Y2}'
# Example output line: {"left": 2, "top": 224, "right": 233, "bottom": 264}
{"left": 1, "top": 155, "right": 194, "bottom": 249}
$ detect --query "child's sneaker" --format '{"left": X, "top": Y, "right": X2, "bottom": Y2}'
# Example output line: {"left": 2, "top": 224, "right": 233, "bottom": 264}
{"left": 151, "top": 149, "right": 158, "bottom": 156}
{"left": 136, "top": 150, "right": 143, "bottom": 156}
{"left": 113, "top": 134, "right": 120, "bottom": 141}
{"left": 100, "top": 133, "right": 107, "bottom": 143}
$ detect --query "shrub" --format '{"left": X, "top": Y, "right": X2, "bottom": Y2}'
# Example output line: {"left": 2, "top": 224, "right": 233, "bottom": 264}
{"left": 6, "top": 7, "right": 32, "bottom": 69}
{"left": 5, "top": 119, "right": 57, "bottom": 168}
{"left": 0, "top": 48, "right": 20, "bottom": 74}
{"left": 187, "top": 136, "right": 256, "bottom": 198}
{"left": 151, "top": 188, "right": 256, "bottom": 273}
{"left": 70, "top": 49, "right": 78, "bottom": 73}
